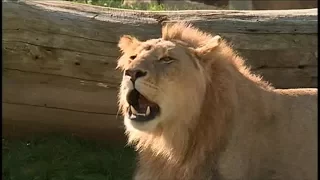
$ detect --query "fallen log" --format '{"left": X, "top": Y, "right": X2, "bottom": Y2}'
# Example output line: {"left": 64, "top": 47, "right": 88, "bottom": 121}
{"left": 3, "top": 0, "right": 317, "bottom": 141}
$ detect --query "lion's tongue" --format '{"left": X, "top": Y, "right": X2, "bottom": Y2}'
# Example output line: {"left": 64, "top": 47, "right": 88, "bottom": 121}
{"left": 137, "top": 94, "right": 151, "bottom": 112}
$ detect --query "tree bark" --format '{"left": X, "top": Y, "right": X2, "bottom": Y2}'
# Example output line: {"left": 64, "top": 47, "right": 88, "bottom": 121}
{"left": 3, "top": 0, "right": 317, "bottom": 140}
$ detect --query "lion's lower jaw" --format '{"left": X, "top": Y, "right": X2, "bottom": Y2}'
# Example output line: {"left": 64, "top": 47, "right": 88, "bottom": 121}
{"left": 124, "top": 116, "right": 160, "bottom": 132}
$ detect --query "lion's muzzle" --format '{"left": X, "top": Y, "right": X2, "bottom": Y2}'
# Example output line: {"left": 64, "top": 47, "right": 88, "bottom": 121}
{"left": 126, "top": 88, "right": 160, "bottom": 122}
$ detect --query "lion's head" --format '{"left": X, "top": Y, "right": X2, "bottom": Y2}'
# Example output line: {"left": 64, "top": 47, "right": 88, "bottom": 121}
{"left": 116, "top": 23, "right": 317, "bottom": 180}
{"left": 117, "top": 23, "right": 224, "bottom": 133}
{"left": 116, "top": 22, "right": 272, "bottom": 161}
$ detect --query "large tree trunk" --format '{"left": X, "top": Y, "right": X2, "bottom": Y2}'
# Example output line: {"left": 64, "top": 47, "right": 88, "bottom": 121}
{"left": 3, "top": 1, "right": 317, "bottom": 141}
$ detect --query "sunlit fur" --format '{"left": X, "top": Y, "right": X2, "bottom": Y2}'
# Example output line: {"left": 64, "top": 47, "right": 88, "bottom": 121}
{"left": 117, "top": 22, "right": 317, "bottom": 180}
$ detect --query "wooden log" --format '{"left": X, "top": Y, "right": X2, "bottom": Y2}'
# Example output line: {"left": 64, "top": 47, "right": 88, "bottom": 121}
{"left": 3, "top": 0, "right": 317, "bottom": 140}
{"left": 253, "top": 67, "right": 318, "bottom": 89}
{"left": 3, "top": 69, "right": 119, "bottom": 114}
{"left": 3, "top": 103, "right": 126, "bottom": 142}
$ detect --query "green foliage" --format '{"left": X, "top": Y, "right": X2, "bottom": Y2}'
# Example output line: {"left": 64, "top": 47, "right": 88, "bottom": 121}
{"left": 72, "top": 0, "right": 124, "bottom": 8}
{"left": 65, "top": 0, "right": 163, "bottom": 10}
{"left": 2, "top": 135, "right": 136, "bottom": 180}
{"left": 64, "top": 0, "right": 220, "bottom": 11}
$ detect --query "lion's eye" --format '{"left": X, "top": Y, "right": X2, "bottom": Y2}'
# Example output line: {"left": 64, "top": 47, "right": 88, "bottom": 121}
{"left": 130, "top": 55, "right": 137, "bottom": 60}
{"left": 159, "top": 56, "right": 174, "bottom": 64}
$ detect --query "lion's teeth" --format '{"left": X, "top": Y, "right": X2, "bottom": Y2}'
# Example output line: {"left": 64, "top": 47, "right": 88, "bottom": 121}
{"left": 130, "top": 106, "right": 151, "bottom": 117}
{"left": 131, "top": 106, "right": 146, "bottom": 116}
{"left": 146, "top": 106, "right": 151, "bottom": 116}
{"left": 131, "top": 106, "right": 138, "bottom": 114}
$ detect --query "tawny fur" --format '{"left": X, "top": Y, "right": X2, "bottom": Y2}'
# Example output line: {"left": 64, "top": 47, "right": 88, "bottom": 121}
{"left": 117, "top": 22, "right": 317, "bottom": 180}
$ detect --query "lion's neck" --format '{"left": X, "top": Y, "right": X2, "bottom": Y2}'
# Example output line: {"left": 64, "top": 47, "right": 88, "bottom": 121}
{"left": 132, "top": 82, "right": 233, "bottom": 179}
{"left": 131, "top": 67, "right": 237, "bottom": 179}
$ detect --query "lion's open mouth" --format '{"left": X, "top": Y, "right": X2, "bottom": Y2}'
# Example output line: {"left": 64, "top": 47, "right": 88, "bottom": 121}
{"left": 126, "top": 89, "right": 160, "bottom": 122}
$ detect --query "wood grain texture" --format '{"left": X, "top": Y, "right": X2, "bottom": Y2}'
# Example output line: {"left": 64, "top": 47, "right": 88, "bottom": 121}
{"left": 3, "top": 69, "right": 119, "bottom": 114}
{"left": 2, "top": 0, "right": 317, "bottom": 139}
{"left": 254, "top": 67, "right": 318, "bottom": 88}
{"left": 3, "top": 103, "right": 126, "bottom": 141}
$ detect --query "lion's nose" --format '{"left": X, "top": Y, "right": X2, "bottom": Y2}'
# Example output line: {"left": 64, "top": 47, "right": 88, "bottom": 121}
{"left": 125, "top": 69, "right": 147, "bottom": 82}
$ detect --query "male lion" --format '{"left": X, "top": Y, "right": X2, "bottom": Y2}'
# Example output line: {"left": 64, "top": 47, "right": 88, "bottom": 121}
{"left": 116, "top": 22, "right": 317, "bottom": 180}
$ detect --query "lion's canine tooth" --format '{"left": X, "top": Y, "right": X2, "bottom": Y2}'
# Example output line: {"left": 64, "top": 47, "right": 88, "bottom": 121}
{"left": 146, "top": 106, "right": 151, "bottom": 116}
{"left": 131, "top": 106, "right": 138, "bottom": 115}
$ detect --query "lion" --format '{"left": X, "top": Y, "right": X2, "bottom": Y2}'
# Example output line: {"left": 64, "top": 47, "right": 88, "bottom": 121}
{"left": 116, "top": 22, "right": 317, "bottom": 180}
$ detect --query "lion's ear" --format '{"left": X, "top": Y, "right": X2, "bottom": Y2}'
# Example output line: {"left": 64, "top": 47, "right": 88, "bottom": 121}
{"left": 195, "top": 35, "right": 221, "bottom": 55}
{"left": 118, "top": 35, "right": 141, "bottom": 53}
